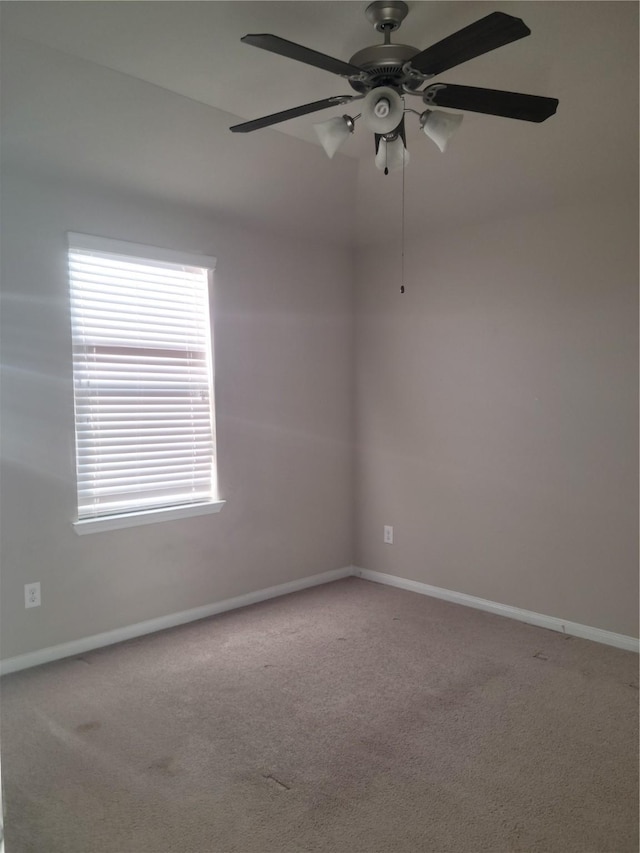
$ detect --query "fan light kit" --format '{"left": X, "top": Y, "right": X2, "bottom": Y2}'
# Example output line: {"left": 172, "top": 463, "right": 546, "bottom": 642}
{"left": 230, "top": 2, "right": 559, "bottom": 174}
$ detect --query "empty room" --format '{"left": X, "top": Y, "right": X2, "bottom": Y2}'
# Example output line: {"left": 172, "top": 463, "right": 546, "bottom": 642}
{"left": 0, "top": 2, "right": 638, "bottom": 852}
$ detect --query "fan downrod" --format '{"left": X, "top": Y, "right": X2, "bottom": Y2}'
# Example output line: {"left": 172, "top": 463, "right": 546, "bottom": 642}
{"left": 365, "top": 1, "right": 409, "bottom": 33}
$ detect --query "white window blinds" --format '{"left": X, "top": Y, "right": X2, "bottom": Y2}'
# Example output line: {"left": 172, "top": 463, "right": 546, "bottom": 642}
{"left": 68, "top": 235, "right": 217, "bottom": 520}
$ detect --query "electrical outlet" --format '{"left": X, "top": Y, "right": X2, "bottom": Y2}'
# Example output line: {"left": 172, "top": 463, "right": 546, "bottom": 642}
{"left": 25, "top": 582, "right": 41, "bottom": 609}
{"left": 384, "top": 525, "right": 394, "bottom": 544}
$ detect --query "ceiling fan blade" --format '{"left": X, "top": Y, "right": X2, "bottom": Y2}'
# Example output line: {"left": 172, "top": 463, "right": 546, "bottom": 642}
{"left": 425, "top": 83, "right": 558, "bottom": 122}
{"left": 230, "top": 96, "right": 355, "bottom": 133}
{"left": 241, "top": 34, "right": 364, "bottom": 78}
{"left": 410, "top": 12, "right": 530, "bottom": 76}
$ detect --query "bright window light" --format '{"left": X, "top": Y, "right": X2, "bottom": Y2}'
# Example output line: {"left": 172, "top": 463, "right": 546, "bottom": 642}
{"left": 68, "top": 235, "right": 218, "bottom": 521}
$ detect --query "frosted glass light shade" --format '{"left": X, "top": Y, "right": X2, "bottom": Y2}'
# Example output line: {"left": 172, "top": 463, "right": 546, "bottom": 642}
{"left": 313, "top": 115, "right": 354, "bottom": 159}
{"left": 362, "top": 87, "right": 404, "bottom": 134}
{"left": 421, "top": 110, "right": 463, "bottom": 152}
{"left": 375, "top": 137, "right": 409, "bottom": 172}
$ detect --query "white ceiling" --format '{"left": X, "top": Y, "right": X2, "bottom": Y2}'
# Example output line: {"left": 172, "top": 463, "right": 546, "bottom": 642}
{"left": 2, "top": 1, "right": 636, "bottom": 148}
{"left": 2, "top": 1, "right": 638, "bottom": 238}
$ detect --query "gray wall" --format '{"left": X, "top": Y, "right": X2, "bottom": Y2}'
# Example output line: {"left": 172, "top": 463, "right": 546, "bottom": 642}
{"left": 0, "top": 40, "right": 356, "bottom": 660}
{"left": 0, "top": 171, "right": 354, "bottom": 659}
{"left": 354, "top": 199, "right": 639, "bottom": 637}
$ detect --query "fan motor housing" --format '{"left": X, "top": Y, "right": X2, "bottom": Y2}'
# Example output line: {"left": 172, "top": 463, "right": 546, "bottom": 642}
{"left": 348, "top": 43, "right": 422, "bottom": 92}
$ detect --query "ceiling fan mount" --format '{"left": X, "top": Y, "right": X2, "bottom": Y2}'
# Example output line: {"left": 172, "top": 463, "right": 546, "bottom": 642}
{"left": 364, "top": 1, "right": 409, "bottom": 33}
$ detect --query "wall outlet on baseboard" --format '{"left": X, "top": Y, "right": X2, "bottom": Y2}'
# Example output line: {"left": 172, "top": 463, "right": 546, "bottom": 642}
{"left": 25, "top": 582, "right": 41, "bottom": 608}
{"left": 383, "top": 525, "right": 394, "bottom": 545}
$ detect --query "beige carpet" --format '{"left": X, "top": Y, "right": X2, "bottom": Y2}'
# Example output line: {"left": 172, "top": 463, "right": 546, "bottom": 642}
{"left": 1, "top": 577, "right": 638, "bottom": 853}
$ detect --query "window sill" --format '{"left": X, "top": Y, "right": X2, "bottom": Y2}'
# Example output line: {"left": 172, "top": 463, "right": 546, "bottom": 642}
{"left": 73, "top": 500, "right": 226, "bottom": 535}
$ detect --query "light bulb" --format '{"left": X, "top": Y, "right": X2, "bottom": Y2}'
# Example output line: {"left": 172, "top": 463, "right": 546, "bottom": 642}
{"left": 374, "top": 99, "right": 391, "bottom": 119}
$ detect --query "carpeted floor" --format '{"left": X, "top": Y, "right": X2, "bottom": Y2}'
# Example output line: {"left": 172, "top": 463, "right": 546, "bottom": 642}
{"left": 1, "top": 577, "right": 638, "bottom": 853}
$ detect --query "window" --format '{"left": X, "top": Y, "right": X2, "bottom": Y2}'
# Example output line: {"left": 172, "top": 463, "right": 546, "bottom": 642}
{"left": 68, "top": 233, "right": 223, "bottom": 533}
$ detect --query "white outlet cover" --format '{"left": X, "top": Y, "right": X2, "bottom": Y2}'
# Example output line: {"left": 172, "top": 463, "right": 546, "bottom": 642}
{"left": 25, "top": 582, "right": 41, "bottom": 608}
{"left": 384, "top": 525, "right": 394, "bottom": 544}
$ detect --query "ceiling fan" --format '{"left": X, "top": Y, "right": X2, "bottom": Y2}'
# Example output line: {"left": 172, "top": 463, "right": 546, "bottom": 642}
{"left": 230, "top": 2, "right": 558, "bottom": 173}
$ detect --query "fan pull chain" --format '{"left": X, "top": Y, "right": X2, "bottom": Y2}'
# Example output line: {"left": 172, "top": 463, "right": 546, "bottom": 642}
{"left": 400, "top": 146, "right": 405, "bottom": 294}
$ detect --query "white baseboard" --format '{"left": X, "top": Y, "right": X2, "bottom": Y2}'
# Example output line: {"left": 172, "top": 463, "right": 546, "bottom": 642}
{"left": 354, "top": 568, "right": 639, "bottom": 653}
{"left": 3, "top": 565, "right": 637, "bottom": 675}
{"left": 0, "top": 566, "right": 354, "bottom": 676}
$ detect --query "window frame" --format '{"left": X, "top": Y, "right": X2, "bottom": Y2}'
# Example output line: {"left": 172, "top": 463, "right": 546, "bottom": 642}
{"left": 67, "top": 232, "right": 224, "bottom": 535}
